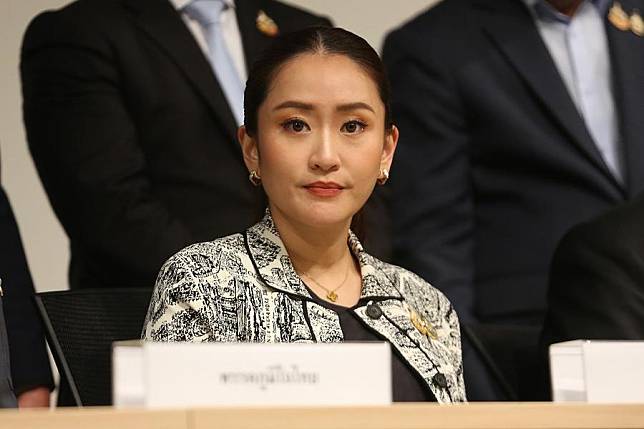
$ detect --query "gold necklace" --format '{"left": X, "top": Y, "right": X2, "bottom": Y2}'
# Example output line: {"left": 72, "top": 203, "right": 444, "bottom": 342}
{"left": 300, "top": 256, "right": 351, "bottom": 303}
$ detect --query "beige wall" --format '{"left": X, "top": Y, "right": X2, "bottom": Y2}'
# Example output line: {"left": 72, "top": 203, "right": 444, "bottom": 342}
{"left": 1, "top": 0, "right": 72, "bottom": 293}
{"left": 281, "top": 0, "right": 438, "bottom": 52}
{"left": 0, "top": 0, "right": 439, "bottom": 293}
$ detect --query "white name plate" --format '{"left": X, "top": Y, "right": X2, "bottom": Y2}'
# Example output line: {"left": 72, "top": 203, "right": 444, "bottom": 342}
{"left": 550, "top": 340, "right": 644, "bottom": 403}
{"left": 113, "top": 341, "right": 392, "bottom": 408}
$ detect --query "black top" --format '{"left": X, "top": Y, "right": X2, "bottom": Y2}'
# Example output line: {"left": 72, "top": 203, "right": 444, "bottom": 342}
{"left": 304, "top": 286, "right": 436, "bottom": 402}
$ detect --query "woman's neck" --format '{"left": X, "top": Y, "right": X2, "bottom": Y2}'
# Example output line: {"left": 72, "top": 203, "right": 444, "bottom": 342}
{"left": 268, "top": 205, "right": 362, "bottom": 307}
{"left": 269, "top": 205, "right": 352, "bottom": 272}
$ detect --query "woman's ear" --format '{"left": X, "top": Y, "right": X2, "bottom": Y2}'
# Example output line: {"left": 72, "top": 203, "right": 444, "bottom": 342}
{"left": 381, "top": 125, "right": 399, "bottom": 172}
{"left": 238, "top": 126, "right": 260, "bottom": 174}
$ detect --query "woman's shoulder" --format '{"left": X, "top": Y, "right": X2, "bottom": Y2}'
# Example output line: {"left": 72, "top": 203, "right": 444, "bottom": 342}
{"left": 175, "top": 233, "right": 245, "bottom": 258}
{"left": 157, "top": 233, "right": 247, "bottom": 282}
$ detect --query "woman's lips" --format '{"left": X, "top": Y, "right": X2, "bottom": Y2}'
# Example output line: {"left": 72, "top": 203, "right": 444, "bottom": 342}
{"left": 304, "top": 181, "right": 344, "bottom": 197}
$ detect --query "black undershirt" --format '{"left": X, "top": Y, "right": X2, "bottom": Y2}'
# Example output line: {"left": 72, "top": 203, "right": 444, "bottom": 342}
{"left": 303, "top": 286, "right": 436, "bottom": 402}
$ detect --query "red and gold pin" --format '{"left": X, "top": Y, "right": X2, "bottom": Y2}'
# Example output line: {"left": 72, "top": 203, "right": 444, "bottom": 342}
{"left": 256, "top": 10, "right": 279, "bottom": 37}
{"left": 609, "top": 2, "right": 631, "bottom": 31}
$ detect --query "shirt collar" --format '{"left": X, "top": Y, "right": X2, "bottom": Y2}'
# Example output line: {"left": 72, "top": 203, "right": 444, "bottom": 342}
{"left": 522, "top": 0, "right": 612, "bottom": 23}
{"left": 245, "top": 209, "right": 402, "bottom": 301}
{"left": 170, "top": 0, "right": 236, "bottom": 12}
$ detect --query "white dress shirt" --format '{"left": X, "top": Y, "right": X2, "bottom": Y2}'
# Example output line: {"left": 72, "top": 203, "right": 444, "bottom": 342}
{"left": 522, "top": 0, "right": 623, "bottom": 181}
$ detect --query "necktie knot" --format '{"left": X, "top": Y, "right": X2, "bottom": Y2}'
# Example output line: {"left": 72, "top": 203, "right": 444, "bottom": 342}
{"left": 184, "top": 0, "right": 226, "bottom": 26}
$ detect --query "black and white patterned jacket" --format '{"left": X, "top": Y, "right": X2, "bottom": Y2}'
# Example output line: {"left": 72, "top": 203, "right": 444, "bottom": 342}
{"left": 143, "top": 212, "right": 466, "bottom": 403}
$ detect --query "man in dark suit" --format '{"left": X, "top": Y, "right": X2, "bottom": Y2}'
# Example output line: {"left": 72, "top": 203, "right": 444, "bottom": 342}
{"left": 0, "top": 153, "right": 54, "bottom": 406}
{"left": 20, "top": 0, "right": 332, "bottom": 291}
{"left": 0, "top": 291, "right": 17, "bottom": 408}
{"left": 382, "top": 0, "right": 644, "bottom": 399}
{"left": 542, "top": 193, "right": 644, "bottom": 346}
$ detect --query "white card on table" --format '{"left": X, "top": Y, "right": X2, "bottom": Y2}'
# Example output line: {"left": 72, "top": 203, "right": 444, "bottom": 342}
{"left": 550, "top": 340, "right": 644, "bottom": 403}
{"left": 113, "top": 341, "right": 392, "bottom": 408}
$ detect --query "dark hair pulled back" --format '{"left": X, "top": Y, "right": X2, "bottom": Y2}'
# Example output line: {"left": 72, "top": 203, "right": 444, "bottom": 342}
{"left": 243, "top": 26, "right": 392, "bottom": 136}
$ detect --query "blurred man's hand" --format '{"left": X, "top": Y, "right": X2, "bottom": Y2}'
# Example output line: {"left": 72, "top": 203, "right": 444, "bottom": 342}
{"left": 18, "top": 386, "right": 50, "bottom": 408}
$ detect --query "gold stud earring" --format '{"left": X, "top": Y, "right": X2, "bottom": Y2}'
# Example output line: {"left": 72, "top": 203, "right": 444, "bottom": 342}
{"left": 248, "top": 170, "right": 262, "bottom": 186}
{"left": 377, "top": 168, "right": 389, "bottom": 185}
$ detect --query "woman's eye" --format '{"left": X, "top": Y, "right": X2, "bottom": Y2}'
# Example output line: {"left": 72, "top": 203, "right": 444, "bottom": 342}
{"left": 341, "top": 120, "right": 366, "bottom": 134}
{"left": 282, "top": 119, "right": 310, "bottom": 133}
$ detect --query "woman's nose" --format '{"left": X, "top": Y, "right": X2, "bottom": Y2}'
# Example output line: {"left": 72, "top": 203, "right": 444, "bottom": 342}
{"left": 309, "top": 129, "right": 340, "bottom": 172}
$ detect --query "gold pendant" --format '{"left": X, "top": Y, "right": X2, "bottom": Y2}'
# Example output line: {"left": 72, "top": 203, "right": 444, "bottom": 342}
{"left": 609, "top": 2, "right": 631, "bottom": 31}
{"left": 631, "top": 11, "right": 644, "bottom": 36}
{"left": 327, "top": 291, "right": 338, "bottom": 302}
{"left": 256, "top": 10, "right": 279, "bottom": 37}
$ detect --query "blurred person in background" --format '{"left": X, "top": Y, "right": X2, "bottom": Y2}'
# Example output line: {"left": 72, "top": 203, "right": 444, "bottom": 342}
{"left": 0, "top": 279, "right": 16, "bottom": 408}
{"left": 542, "top": 192, "right": 644, "bottom": 351}
{"left": 20, "top": 0, "right": 332, "bottom": 293}
{"left": 0, "top": 151, "right": 54, "bottom": 407}
{"left": 382, "top": 0, "right": 644, "bottom": 399}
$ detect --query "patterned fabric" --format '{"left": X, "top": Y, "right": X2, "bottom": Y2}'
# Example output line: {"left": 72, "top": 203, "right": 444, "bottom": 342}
{"left": 143, "top": 211, "right": 467, "bottom": 403}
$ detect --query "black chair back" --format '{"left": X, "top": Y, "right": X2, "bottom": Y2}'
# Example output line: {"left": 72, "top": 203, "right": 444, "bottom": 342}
{"left": 462, "top": 323, "right": 543, "bottom": 401}
{"left": 35, "top": 288, "right": 152, "bottom": 406}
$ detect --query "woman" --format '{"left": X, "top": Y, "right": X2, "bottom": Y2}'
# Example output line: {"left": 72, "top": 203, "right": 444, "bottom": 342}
{"left": 143, "top": 27, "right": 466, "bottom": 403}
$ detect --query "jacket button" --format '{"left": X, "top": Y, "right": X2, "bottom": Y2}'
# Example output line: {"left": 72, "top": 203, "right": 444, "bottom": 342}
{"left": 366, "top": 303, "right": 383, "bottom": 319}
{"left": 432, "top": 372, "right": 448, "bottom": 389}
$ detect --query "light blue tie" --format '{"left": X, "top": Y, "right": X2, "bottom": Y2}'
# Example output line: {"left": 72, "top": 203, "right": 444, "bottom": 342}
{"left": 184, "top": 0, "right": 245, "bottom": 125}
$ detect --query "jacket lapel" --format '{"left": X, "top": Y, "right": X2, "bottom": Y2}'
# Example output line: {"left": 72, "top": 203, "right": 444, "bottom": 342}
{"left": 474, "top": 0, "right": 621, "bottom": 188}
{"left": 355, "top": 299, "right": 464, "bottom": 403}
{"left": 245, "top": 212, "right": 403, "bottom": 301}
{"left": 605, "top": 0, "right": 644, "bottom": 197}
{"left": 123, "top": 0, "right": 238, "bottom": 141}
{"left": 354, "top": 246, "right": 462, "bottom": 402}
{"left": 245, "top": 211, "right": 312, "bottom": 298}
{"left": 353, "top": 235, "right": 402, "bottom": 300}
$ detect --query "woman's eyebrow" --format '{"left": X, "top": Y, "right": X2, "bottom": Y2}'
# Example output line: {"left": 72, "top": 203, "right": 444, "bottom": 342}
{"left": 272, "top": 101, "right": 375, "bottom": 113}
{"left": 336, "top": 102, "right": 375, "bottom": 113}
{"left": 273, "top": 101, "right": 314, "bottom": 111}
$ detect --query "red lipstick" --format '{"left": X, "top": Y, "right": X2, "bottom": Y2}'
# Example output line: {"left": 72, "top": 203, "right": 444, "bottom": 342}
{"left": 304, "top": 181, "right": 344, "bottom": 197}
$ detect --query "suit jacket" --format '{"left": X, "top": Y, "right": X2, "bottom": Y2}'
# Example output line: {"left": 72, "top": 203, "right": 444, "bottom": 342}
{"left": 542, "top": 192, "right": 644, "bottom": 346}
{"left": 382, "top": 0, "right": 644, "bottom": 322}
{"left": 0, "top": 154, "right": 54, "bottom": 398}
{"left": 20, "top": 0, "right": 334, "bottom": 291}
{"left": 0, "top": 294, "right": 16, "bottom": 408}
{"left": 143, "top": 211, "right": 466, "bottom": 403}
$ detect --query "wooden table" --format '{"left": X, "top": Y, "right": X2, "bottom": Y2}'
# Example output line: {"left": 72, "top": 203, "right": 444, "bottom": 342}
{"left": 2, "top": 403, "right": 644, "bottom": 429}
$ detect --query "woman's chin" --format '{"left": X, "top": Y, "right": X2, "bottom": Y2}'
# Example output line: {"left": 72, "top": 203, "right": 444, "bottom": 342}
{"left": 289, "top": 203, "right": 355, "bottom": 230}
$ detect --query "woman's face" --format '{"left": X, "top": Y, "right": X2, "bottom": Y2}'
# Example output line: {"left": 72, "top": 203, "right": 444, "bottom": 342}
{"left": 239, "top": 53, "right": 398, "bottom": 231}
